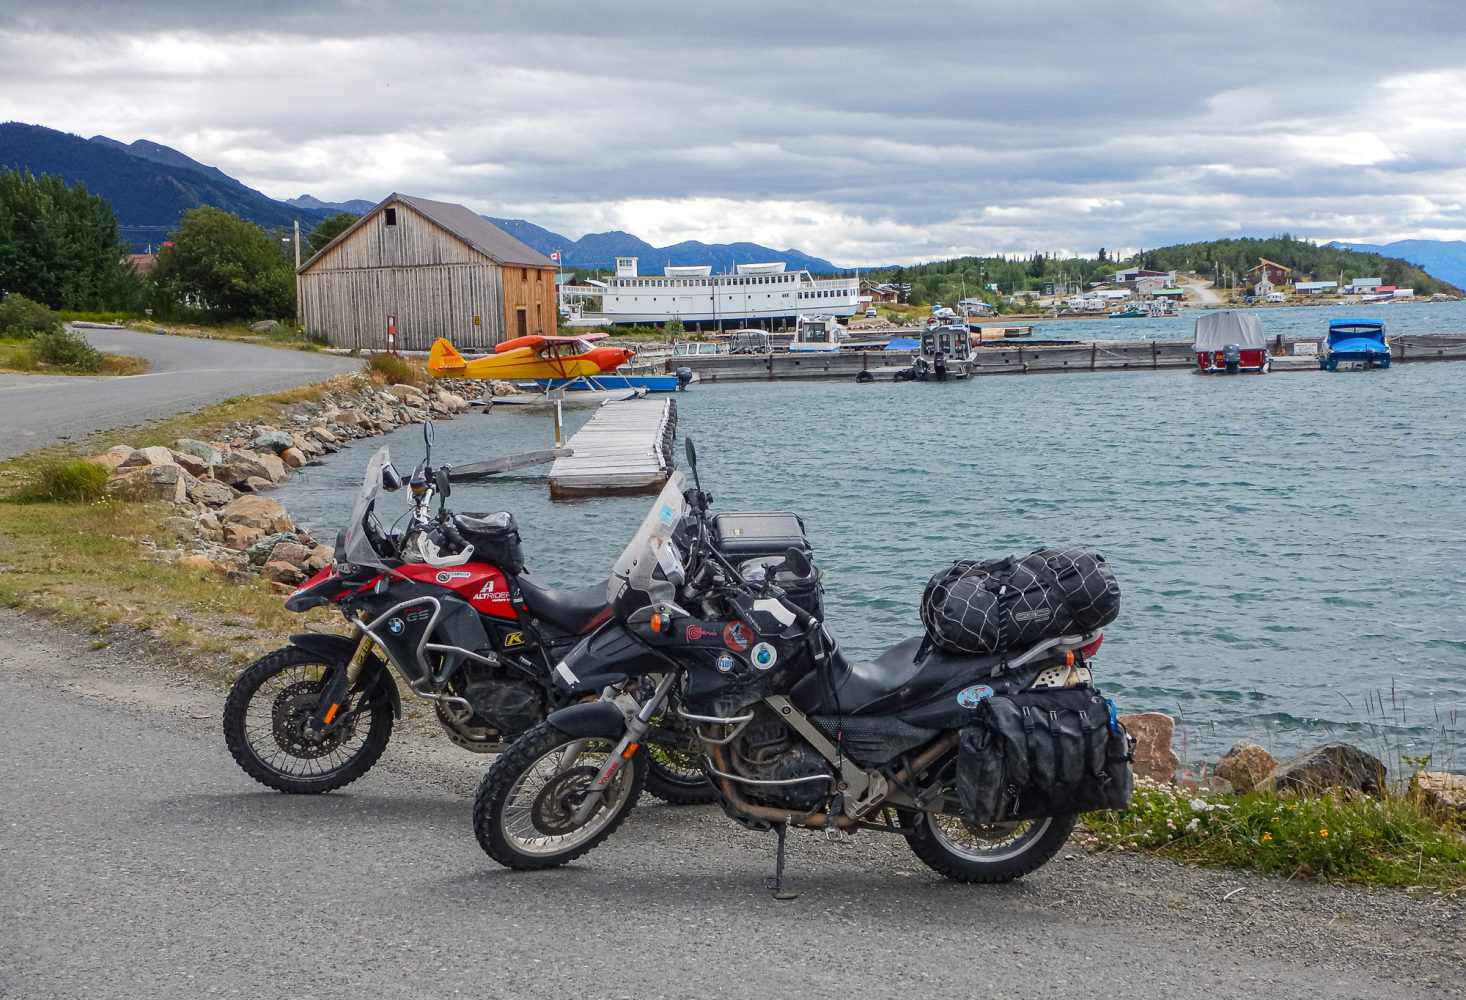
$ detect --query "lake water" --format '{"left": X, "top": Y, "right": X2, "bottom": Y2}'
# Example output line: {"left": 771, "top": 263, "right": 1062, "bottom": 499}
{"left": 276, "top": 303, "right": 1466, "bottom": 771}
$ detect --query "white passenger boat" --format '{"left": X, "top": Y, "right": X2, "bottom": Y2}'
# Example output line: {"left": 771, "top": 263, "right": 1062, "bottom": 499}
{"left": 564, "top": 257, "right": 860, "bottom": 327}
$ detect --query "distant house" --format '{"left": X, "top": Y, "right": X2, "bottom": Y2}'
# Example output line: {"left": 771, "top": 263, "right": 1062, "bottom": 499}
{"left": 1111, "top": 267, "right": 1175, "bottom": 285}
{"left": 860, "top": 280, "right": 903, "bottom": 303}
{"left": 126, "top": 252, "right": 157, "bottom": 276}
{"left": 1134, "top": 276, "right": 1174, "bottom": 296}
{"left": 1294, "top": 280, "right": 1338, "bottom": 295}
{"left": 297, "top": 193, "right": 557, "bottom": 350}
{"left": 1345, "top": 277, "right": 1383, "bottom": 294}
{"left": 1247, "top": 258, "right": 1293, "bottom": 285}
{"left": 1253, "top": 276, "right": 1275, "bottom": 297}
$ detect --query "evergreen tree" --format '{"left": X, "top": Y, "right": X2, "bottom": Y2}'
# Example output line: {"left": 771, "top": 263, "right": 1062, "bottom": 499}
{"left": 0, "top": 170, "right": 140, "bottom": 310}
{"left": 304, "top": 212, "right": 359, "bottom": 259}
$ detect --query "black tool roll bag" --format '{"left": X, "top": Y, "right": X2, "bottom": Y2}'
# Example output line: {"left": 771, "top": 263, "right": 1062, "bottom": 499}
{"left": 956, "top": 686, "right": 1133, "bottom": 823}
{"left": 454, "top": 512, "right": 525, "bottom": 573}
{"left": 920, "top": 546, "right": 1120, "bottom": 655}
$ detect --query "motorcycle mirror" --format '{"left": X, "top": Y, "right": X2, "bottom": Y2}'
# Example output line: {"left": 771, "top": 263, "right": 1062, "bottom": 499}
{"left": 435, "top": 466, "right": 451, "bottom": 500}
{"left": 684, "top": 437, "right": 697, "bottom": 469}
{"left": 423, "top": 420, "right": 435, "bottom": 447}
{"left": 782, "top": 546, "right": 812, "bottom": 577}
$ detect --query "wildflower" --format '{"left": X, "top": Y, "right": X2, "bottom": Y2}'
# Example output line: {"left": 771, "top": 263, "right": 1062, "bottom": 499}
{"left": 1189, "top": 797, "right": 1208, "bottom": 812}
{"left": 1186, "top": 818, "right": 1200, "bottom": 832}
{"left": 1261, "top": 832, "right": 1273, "bottom": 842}
{"left": 1319, "top": 828, "right": 1329, "bottom": 838}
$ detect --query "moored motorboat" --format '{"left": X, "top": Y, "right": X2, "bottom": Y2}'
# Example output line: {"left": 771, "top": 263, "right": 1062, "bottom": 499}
{"left": 1194, "top": 310, "right": 1269, "bottom": 374}
{"left": 1320, "top": 319, "right": 1390, "bottom": 371}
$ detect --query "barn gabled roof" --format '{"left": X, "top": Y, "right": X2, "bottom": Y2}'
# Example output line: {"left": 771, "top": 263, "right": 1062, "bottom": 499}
{"left": 297, "top": 192, "right": 554, "bottom": 272}
{"left": 394, "top": 194, "right": 553, "bottom": 267}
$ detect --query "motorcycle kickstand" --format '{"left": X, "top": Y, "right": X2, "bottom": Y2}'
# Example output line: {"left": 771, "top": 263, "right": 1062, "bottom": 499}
{"left": 764, "top": 823, "right": 798, "bottom": 901}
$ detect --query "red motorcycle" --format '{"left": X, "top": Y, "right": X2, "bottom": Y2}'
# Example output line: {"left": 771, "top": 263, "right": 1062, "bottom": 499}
{"left": 221, "top": 422, "right": 714, "bottom": 802}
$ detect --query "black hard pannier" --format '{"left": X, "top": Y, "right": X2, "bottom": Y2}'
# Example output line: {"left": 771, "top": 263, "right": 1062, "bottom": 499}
{"left": 712, "top": 511, "right": 824, "bottom": 620}
{"left": 956, "top": 686, "right": 1133, "bottom": 823}
{"left": 920, "top": 547, "right": 1119, "bottom": 655}
{"left": 454, "top": 511, "right": 525, "bottom": 574}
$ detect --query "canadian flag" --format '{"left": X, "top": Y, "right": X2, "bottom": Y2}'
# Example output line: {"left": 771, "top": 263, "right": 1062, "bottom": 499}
{"left": 549, "top": 250, "right": 561, "bottom": 263}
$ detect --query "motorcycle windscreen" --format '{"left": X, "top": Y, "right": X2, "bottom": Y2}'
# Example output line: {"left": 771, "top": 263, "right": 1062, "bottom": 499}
{"left": 341, "top": 446, "right": 394, "bottom": 570}
{"left": 607, "top": 471, "right": 686, "bottom": 610}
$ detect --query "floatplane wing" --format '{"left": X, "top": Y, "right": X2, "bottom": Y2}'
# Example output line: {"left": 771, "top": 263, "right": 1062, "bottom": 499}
{"left": 428, "top": 335, "right": 632, "bottom": 381}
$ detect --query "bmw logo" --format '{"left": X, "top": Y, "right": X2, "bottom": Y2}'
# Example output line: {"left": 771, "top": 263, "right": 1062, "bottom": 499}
{"left": 751, "top": 642, "right": 777, "bottom": 671}
{"left": 386, "top": 617, "right": 405, "bottom": 635}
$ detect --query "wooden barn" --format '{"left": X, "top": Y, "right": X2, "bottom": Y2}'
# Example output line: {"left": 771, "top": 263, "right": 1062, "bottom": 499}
{"left": 297, "top": 193, "right": 558, "bottom": 351}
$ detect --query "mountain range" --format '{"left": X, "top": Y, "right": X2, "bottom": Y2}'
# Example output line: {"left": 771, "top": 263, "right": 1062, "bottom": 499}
{"left": 0, "top": 122, "right": 842, "bottom": 271}
{"left": 1324, "top": 240, "right": 1466, "bottom": 292}
{"left": 6, "top": 122, "right": 1466, "bottom": 282}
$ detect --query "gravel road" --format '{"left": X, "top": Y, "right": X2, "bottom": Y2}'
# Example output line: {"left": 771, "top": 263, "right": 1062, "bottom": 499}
{"left": 0, "top": 328, "right": 361, "bottom": 460}
{"left": 0, "top": 608, "right": 1460, "bottom": 1000}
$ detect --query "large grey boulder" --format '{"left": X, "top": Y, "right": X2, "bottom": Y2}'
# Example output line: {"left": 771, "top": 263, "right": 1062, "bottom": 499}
{"left": 1263, "top": 743, "right": 1386, "bottom": 795}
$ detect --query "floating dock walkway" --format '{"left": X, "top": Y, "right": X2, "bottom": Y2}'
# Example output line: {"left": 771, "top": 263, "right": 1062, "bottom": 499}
{"left": 548, "top": 398, "right": 677, "bottom": 499}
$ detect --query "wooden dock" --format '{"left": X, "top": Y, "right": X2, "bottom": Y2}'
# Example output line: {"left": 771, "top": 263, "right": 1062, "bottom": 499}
{"left": 662, "top": 333, "right": 1466, "bottom": 382}
{"left": 548, "top": 398, "right": 677, "bottom": 499}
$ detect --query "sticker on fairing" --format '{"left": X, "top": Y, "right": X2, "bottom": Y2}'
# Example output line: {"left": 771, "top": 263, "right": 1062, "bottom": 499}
{"left": 715, "top": 653, "right": 735, "bottom": 673}
{"left": 956, "top": 684, "right": 995, "bottom": 708}
{"left": 386, "top": 617, "right": 405, "bottom": 635}
{"left": 751, "top": 642, "right": 778, "bottom": 670}
{"left": 658, "top": 503, "right": 677, "bottom": 527}
{"left": 723, "top": 620, "right": 752, "bottom": 652}
{"left": 554, "top": 661, "right": 579, "bottom": 686}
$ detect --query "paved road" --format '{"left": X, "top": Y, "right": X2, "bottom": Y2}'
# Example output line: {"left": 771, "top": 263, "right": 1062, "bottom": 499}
{"left": 0, "top": 328, "right": 361, "bottom": 460}
{"left": 2, "top": 615, "right": 1461, "bottom": 999}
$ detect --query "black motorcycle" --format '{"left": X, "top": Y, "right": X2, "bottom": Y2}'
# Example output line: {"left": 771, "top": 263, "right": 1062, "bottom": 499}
{"left": 472, "top": 439, "right": 1133, "bottom": 892}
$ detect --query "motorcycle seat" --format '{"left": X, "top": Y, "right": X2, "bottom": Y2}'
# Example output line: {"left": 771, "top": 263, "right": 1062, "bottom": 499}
{"left": 515, "top": 572, "right": 612, "bottom": 635}
{"left": 788, "top": 636, "right": 1008, "bottom": 716}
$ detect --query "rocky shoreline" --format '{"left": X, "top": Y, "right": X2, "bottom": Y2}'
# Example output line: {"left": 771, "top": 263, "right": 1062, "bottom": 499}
{"left": 88, "top": 373, "right": 482, "bottom": 588}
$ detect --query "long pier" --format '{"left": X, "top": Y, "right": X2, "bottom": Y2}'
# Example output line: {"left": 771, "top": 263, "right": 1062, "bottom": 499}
{"left": 547, "top": 398, "right": 677, "bottom": 499}
{"left": 664, "top": 333, "right": 1466, "bottom": 382}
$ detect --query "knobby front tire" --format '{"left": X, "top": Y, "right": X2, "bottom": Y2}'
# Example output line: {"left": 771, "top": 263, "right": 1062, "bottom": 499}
{"left": 473, "top": 722, "right": 646, "bottom": 870}
{"left": 222, "top": 646, "right": 393, "bottom": 794}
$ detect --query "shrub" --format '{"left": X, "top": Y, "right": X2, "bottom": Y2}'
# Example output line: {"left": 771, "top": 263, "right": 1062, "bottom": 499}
{"left": 9, "top": 458, "right": 109, "bottom": 504}
{"left": 366, "top": 353, "right": 425, "bottom": 387}
{"left": 33, "top": 328, "right": 104, "bottom": 372}
{"left": 0, "top": 294, "right": 63, "bottom": 338}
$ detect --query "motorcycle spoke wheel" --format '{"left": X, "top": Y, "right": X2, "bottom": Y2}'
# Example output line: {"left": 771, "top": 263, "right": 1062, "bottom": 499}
{"left": 473, "top": 723, "right": 645, "bottom": 870}
{"left": 223, "top": 646, "right": 393, "bottom": 794}
{"left": 899, "top": 808, "right": 1075, "bottom": 883}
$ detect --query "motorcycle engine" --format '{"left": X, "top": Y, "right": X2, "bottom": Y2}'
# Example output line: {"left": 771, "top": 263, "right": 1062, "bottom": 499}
{"left": 436, "top": 672, "right": 544, "bottom": 752}
{"left": 729, "top": 706, "right": 833, "bottom": 811}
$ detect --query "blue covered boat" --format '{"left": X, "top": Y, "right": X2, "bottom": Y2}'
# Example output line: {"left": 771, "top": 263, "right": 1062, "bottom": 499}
{"left": 1320, "top": 319, "right": 1391, "bottom": 371}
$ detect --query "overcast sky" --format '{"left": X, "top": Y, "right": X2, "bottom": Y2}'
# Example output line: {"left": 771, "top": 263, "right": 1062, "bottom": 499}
{"left": 5, "top": 1, "right": 1466, "bottom": 265}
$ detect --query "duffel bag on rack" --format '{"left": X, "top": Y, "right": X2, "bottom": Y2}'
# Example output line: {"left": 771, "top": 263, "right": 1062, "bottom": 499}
{"left": 920, "top": 546, "right": 1120, "bottom": 656}
{"left": 956, "top": 686, "right": 1133, "bottom": 824}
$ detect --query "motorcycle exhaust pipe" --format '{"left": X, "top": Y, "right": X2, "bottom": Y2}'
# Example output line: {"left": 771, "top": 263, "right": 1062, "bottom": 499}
{"left": 707, "top": 732, "right": 957, "bottom": 831}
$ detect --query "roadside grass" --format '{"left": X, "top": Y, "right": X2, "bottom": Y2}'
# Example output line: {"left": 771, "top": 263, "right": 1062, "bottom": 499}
{"left": 125, "top": 317, "right": 327, "bottom": 352}
{"left": 0, "top": 335, "right": 148, "bottom": 376}
{"left": 365, "top": 352, "right": 428, "bottom": 387}
{"left": 0, "top": 377, "right": 366, "bottom": 671}
{"left": 1081, "top": 778, "right": 1466, "bottom": 896}
{"left": 0, "top": 497, "right": 340, "bottom": 672}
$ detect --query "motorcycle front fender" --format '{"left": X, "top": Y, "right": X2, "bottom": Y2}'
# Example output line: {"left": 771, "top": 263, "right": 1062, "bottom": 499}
{"left": 288, "top": 632, "right": 402, "bottom": 719}
{"left": 546, "top": 700, "right": 627, "bottom": 739}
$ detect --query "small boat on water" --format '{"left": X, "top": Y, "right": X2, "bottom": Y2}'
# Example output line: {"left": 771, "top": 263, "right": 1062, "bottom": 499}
{"left": 1320, "top": 318, "right": 1390, "bottom": 371}
{"left": 891, "top": 324, "right": 971, "bottom": 382}
{"left": 789, "top": 314, "right": 846, "bottom": 353}
{"left": 1194, "top": 310, "right": 1270, "bottom": 374}
{"left": 1109, "top": 308, "right": 1148, "bottom": 319}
